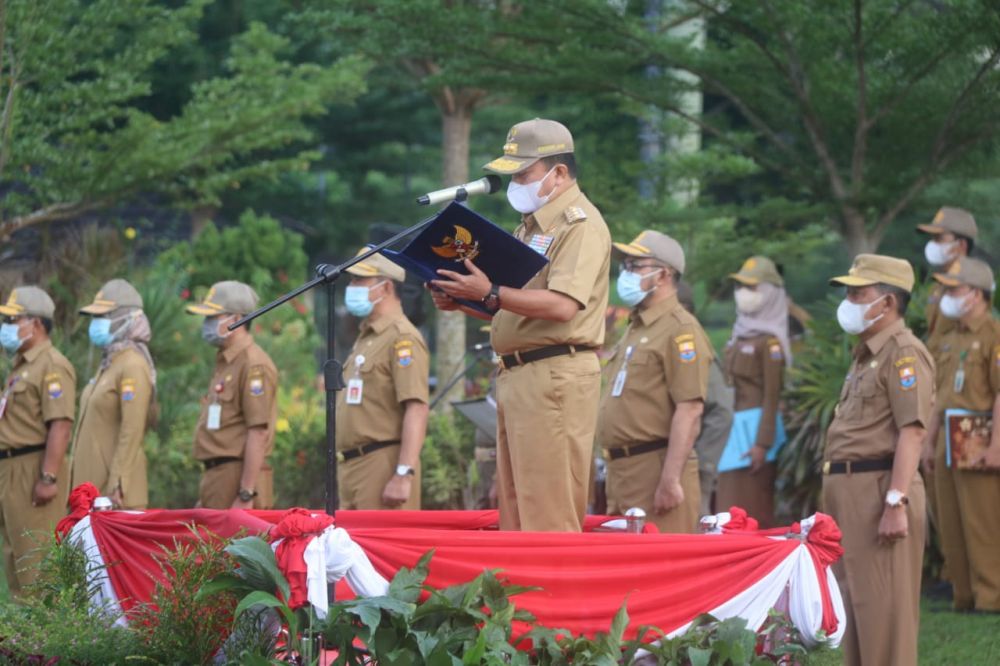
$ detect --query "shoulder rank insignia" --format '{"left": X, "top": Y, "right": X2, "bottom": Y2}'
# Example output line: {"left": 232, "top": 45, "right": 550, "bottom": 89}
{"left": 898, "top": 365, "right": 916, "bottom": 391}
{"left": 768, "top": 340, "right": 783, "bottom": 361}
{"left": 397, "top": 347, "right": 413, "bottom": 368}
{"left": 431, "top": 225, "right": 480, "bottom": 262}
{"left": 121, "top": 379, "right": 136, "bottom": 402}
{"left": 564, "top": 206, "right": 587, "bottom": 224}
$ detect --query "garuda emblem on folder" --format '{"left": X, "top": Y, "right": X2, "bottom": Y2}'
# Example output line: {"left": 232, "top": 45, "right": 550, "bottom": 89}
{"left": 431, "top": 225, "right": 480, "bottom": 262}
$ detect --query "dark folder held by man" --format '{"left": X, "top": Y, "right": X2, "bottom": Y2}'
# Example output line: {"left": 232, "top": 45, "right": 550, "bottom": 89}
{"left": 383, "top": 202, "right": 549, "bottom": 314}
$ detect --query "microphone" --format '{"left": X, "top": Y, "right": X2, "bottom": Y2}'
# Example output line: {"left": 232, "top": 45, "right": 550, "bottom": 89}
{"left": 416, "top": 175, "right": 503, "bottom": 206}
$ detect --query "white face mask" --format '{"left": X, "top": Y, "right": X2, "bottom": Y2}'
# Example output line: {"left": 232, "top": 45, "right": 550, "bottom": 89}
{"left": 939, "top": 292, "right": 972, "bottom": 320}
{"left": 924, "top": 239, "right": 957, "bottom": 267}
{"left": 836, "top": 295, "right": 887, "bottom": 335}
{"left": 506, "top": 166, "right": 556, "bottom": 215}
{"left": 734, "top": 287, "right": 764, "bottom": 314}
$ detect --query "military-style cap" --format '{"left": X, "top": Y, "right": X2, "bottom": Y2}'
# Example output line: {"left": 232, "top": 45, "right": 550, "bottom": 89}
{"left": 729, "top": 256, "right": 783, "bottom": 287}
{"left": 830, "top": 254, "right": 915, "bottom": 293}
{"left": 0, "top": 286, "right": 56, "bottom": 319}
{"left": 933, "top": 257, "right": 996, "bottom": 293}
{"left": 916, "top": 207, "right": 978, "bottom": 240}
{"left": 613, "top": 230, "right": 685, "bottom": 274}
{"left": 483, "top": 118, "right": 574, "bottom": 175}
{"left": 80, "top": 278, "right": 143, "bottom": 315}
{"left": 186, "top": 280, "right": 259, "bottom": 316}
{"left": 345, "top": 246, "right": 405, "bottom": 282}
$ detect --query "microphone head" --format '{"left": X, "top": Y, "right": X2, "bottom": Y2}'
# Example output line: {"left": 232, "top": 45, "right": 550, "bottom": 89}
{"left": 484, "top": 175, "right": 503, "bottom": 194}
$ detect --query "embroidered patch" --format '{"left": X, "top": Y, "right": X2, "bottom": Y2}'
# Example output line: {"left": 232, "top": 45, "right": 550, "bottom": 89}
{"left": 894, "top": 356, "right": 916, "bottom": 368}
{"left": 528, "top": 234, "right": 554, "bottom": 255}
{"left": 121, "top": 379, "right": 136, "bottom": 402}
{"left": 995, "top": 347, "right": 1000, "bottom": 368}
{"left": 677, "top": 340, "right": 697, "bottom": 363}
{"left": 394, "top": 340, "right": 413, "bottom": 349}
{"left": 249, "top": 377, "right": 265, "bottom": 396}
{"left": 898, "top": 366, "right": 916, "bottom": 391}
{"left": 47, "top": 381, "right": 63, "bottom": 399}
{"left": 397, "top": 347, "right": 413, "bottom": 368}
{"left": 768, "top": 341, "right": 783, "bottom": 361}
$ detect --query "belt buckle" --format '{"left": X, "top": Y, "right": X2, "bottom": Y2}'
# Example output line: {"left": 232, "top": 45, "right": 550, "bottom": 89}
{"left": 496, "top": 354, "right": 507, "bottom": 371}
{"left": 822, "top": 460, "right": 831, "bottom": 475}
{"left": 336, "top": 451, "right": 345, "bottom": 463}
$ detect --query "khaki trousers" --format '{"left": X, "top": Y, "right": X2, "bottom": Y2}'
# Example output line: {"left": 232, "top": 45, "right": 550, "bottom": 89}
{"left": 337, "top": 444, "right": 421, "bottom": 510}
{"left": 823, "top": 470, "right": 924, "bottom": 666}
{"left": 0, "top": 451, "right": 69, "bottom": 593}
{"left": 496, "top": 353, "right": 600, "bottom": 532}
{"left": 715, "top": 462, "right": 777, "bottom": 528}
{"left": 607, "top": 449, "right": 700, "bottom": 534}
{"left": 198, "top": 460, "right": 274, "bottom": 509}
{"left": 934, "top": 430, "right": 1000, "bottom": 610}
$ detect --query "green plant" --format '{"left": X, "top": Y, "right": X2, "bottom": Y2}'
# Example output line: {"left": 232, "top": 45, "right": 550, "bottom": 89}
{"left": 421, "top": 411, "right": 477, "bottom": 509}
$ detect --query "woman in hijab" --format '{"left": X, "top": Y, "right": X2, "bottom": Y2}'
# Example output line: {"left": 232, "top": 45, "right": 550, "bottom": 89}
{"left": 715, "top": 256, "right": 791, "bottom": 528}
{"left": 71, "top": 279, "right": 157, "bottom": 509}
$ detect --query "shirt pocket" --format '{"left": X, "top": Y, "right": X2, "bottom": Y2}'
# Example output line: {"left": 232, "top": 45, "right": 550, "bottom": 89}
{"left": 729, "top": 345, "right": 759, "bottom": 381}
{"left": 625, "top": 349, "right": 662, "bottom": 394}
{"left": 847, "top": 372, "right": 881, "bottom": 420}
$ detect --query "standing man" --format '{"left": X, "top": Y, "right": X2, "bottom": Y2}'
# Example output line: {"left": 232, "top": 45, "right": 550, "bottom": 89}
{"left": 0, "top": 287, "right": 75, "bottom": 592}
{"left": 187, "top": 281, "right": 277, "bottom": 509}
{"left": 917, "top": 206, "right": 977, "bottom": 341}
{"left": 431, "top": 118, "right": 611, "bottom": 531}
{"left": 596, "top": 232, "right": 711, "bottom": 533}
{"left": 921, "top": 257, "right": 1000, "bottom": 613}
{"left": 823, "top": 255, "right": 933, "bottom": 665}
{"left": 336, "top": 247, "right": 429, "bottom": 510}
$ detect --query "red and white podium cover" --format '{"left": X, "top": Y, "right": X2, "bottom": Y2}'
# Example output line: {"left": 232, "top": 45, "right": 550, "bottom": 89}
{"left": 57, "top": 485, "right": 845, "bottom": 649}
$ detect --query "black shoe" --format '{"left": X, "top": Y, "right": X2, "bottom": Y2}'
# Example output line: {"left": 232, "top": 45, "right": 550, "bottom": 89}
{"left": 924, "top": 580, "right": 953, "bottom": 601}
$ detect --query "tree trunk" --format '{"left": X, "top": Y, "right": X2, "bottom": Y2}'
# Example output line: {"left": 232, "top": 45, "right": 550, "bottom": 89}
{"left": 841, "top": 209, "right": 877, "bottom": 257}
{"left": 435, "top": 109, "right": 473, "bottom": 411}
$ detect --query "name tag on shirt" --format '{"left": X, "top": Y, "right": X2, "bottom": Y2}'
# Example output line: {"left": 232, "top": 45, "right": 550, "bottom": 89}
{"left": 611, "top": 370, "right": 627, "bottom": 397}
{"left": 346, "top": 378, "right": 364, "bottom": 405}
{"left": 207, "top": 403, "right": 222, "bottom": 430}
{"left": 0, "top": 396, "right": 7, "bottom": 421}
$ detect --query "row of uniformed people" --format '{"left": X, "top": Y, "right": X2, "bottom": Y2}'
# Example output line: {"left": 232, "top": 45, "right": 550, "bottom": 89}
{"left": 0, "top": 279, "right": 278, "bottom": 593}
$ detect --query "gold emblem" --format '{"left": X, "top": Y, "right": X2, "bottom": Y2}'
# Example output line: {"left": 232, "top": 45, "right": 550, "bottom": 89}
{"left": 431, "top": 225, "right": 480, "bottom": 262}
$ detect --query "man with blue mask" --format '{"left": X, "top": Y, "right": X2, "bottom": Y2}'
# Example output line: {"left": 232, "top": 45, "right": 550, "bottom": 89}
{"left": 596, "top": 231, "right": 711, "bottom": 533}
{"left": 337, "top": 247, "right": 429, "bottom": 510}
{"left": 430, "top": 118, "right": 611, "bottom": 532}
{"left": 0, "top": 286, "right": 75, "bottom": 594}
{"left": 72, "top": 279, "right": 155, "bottom": 510}
{"left": 824, "top": 255, "right": 932, "bottom": 665}
{"left": 187, "top": 281, "right": 277, "bottom": 510}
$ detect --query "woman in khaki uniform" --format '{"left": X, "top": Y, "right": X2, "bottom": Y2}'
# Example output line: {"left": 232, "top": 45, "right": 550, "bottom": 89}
{"left": 71, "top": 279, "right": 156, "bottom": 509}
{"left": 716, "top": 256, "right": 790, "bottom": 528}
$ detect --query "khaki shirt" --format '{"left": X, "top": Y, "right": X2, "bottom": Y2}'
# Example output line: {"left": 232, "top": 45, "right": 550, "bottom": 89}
{"left": 491, "top": 183, "right": 611, "bottom": 354}
{"left": 825, "top": 320, "right": 934, "bottom": 461}
{"left": 597, "top": 294, "right": 711, "bottom": 448}
{"left": 0, "top": 340, "right": 75, "bottom": 448}
{"left": 71, "top": 348, "right": 152, "bottom": 501}
{"left": 724, "top": 334, "right": 785, "bottom": 449}
{"left": 336, "top": 311, "right": 429, "bottom": 450}
{"left": 192, "top": 336, "right": 277, "bottom": 461}
{"left": 932, "top": 311, "right": 1000, "bottom": 414}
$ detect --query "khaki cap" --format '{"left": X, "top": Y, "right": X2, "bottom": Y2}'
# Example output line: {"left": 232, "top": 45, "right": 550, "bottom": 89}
{"left": 80, "top": 278, "right": 143, "bottom": 315}
{"left": 830, "top": 254, "right": 915, "bottom": 293}
{"left": 483, "top": 118, "right": 574, "bottom": 175}
{"left": 916, "top": 207, "right": 978, "bottom": 240}
{"left": 0, "top": 286, "right": 56, "bottom": 319}
{"left": 613, "top": 230, "right": 685, "bottom": 274}
{"left": 729, "top": 256, "right": 783, "bottom": 287}
{"left": 933, "top": 257, "right": 996, "bottom": 292}
{"left": 186, "top": 280, "right": 259, "bottom": 316}
{"left": 345, "top": 246, "right": 405, "bottom": 282}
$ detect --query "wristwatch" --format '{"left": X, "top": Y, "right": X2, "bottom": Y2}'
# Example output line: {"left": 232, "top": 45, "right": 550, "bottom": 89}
{"left": 482, "top": 283, "right": 501, "bottom": 313}
{"left": 237, "top": 488, "right": 258, "bottom": 503}
{"left": 39, "top": 472, "right": 57, "bottom": 486}
{"left": 885, "top": 489, "right": 909, "bottom": 508}
{"left": 395, "top": 464, "right": 415, "bottom": 477}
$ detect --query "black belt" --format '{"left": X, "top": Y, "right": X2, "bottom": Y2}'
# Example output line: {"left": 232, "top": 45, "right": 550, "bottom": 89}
{"left": 604, "top": 439, "right": 669, "bottom": 461}
{"left": 338, "top": 440, "right": 399, "bottom": 463}
{"left": 822, "top": 457, "right": 894, "bottom": 475}
{"left": 499, "top": 344, "right": 595, "bottom": 370}
{"left": 203, "top": 456, "right": 242, "bottom": 470}
{"left": 0, "top": 443, "right": 46, "bottom": 460}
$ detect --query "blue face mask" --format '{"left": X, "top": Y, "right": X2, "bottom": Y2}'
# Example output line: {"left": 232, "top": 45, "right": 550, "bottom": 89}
{"left": 88, "top": 317, "right": 115, "bottom": 348}
{"left": 345, "top": 282, "right": 384, "bottom": 318}
{"left": 616, "top": 269, "right": 661, "bottom": 307}
{"left": 0, "top": 323, "right": 24, "bottom": 353}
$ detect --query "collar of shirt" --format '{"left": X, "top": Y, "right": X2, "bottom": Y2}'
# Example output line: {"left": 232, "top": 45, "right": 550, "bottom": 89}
{"left": 958, "top": 309, "right": 992, "bottom": 333}
{"left": 16, "top": 338, "right": 53, "bottom": 366}
{"left": 857, "top": 317, "right": 905, "bottom": 360}
{"left": 360, "top": 310, "right": 402, "bottom": 337}
{"left": 524, "top": 182, "right": 582, "bottom": 234}
{"left": 634, "top": 292, "right": 681, "bottom": 327}
{"left": 220, "top": 334, "right": 254, "bottom": 364}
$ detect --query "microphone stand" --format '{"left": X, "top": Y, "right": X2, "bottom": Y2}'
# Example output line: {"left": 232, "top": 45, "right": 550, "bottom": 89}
{"left": 429, "top": 345, "right": 494, "bottom": 411}
{"left": 230, "top": 212, "right": 439, "bottom": 517}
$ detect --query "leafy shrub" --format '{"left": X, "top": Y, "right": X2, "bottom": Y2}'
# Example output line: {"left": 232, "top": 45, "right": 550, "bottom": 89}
{"left": 421, "top": 411, "right": 477, "bottom": 510}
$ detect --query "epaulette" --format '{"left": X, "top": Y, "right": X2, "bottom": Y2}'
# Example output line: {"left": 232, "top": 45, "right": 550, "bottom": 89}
{"left": 564, "top": 206, "right": 588, "bottom": 224}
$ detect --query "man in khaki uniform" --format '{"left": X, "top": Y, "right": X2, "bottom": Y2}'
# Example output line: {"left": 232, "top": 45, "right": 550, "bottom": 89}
{"left": 921, "top": 257, "right": 1000, "bottom": 612}
{"left": 188, "top": 281, "right": 277, "bottom": 509}
{"left": 917, "top": 206, "right": 978, "bottom": 343}
{"left": 597, "top": 232, "right": 711, "bottom": 533}
{"left": 336, "top": 247, "right": 429, "bottom": 510}
{"left": 72, "top": 279, "right": 155, "bottom": 509}
{"left": 431, "top": 118, "right": 611, "bottom": 531}
{"left": 0, "top": 287, "right": 75, "bottom": 592}
{"left": 823, "top": 255, "right": 933, "bottom": 666}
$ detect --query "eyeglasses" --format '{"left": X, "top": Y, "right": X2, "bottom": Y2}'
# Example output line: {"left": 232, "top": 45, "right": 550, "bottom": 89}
{"left": 620, "top": 261, "right": 663, "bottom": 273}
{"left": 3, "top": 316, "right": 26, "bottom": 325}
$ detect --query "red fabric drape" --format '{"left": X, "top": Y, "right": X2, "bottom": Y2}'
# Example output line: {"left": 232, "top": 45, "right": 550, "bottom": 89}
{"left": 55, "top": 482, "right": 99, "bottom": 542}
{"left": 269, "top": 508, "right": 336, "bottom": 609}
